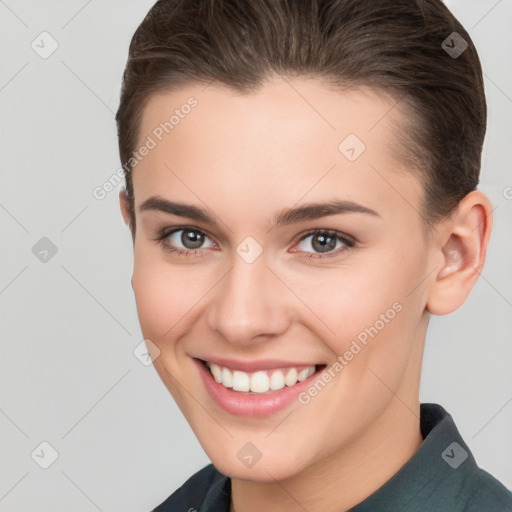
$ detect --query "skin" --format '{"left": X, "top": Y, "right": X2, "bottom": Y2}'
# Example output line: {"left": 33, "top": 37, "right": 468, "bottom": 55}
{"left": 119, "top": 77, "right": 492, "bottom": 512}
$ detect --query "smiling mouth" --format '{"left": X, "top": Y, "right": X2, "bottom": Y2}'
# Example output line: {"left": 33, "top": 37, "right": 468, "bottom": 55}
{"left": 200, "top": 360, "right": 326, "bottom": 394}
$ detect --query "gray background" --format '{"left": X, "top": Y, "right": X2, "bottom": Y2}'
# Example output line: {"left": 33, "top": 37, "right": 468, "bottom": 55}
{"left": 0, "top": 1, "right": 510, "bottom": 510}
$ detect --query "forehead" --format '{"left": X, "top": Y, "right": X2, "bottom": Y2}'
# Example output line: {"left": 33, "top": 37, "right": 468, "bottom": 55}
{"left": 133, "top": 77, "right": 422, "bottom": 225}
{"left": 139, "top": 78, "right": 403, "bottom": 155}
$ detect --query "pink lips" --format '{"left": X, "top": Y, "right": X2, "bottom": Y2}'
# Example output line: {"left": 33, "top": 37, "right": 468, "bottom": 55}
{"left": 194, "top": 358, "right": 323, "bottom": 417}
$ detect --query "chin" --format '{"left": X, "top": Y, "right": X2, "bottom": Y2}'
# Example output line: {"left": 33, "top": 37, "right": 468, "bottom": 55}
{"left": 203, "top": 439, "right": 313, "bottom": 482}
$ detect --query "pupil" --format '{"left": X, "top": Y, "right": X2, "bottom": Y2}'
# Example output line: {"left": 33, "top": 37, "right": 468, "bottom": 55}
{"left": 182, "top": 230, "right": 204, "bottom": 249}
{"left": 313, "top": 234, "right": 336, "bottom": 253}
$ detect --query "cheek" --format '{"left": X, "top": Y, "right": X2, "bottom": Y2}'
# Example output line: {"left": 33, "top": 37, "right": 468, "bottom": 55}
{"left": 289, "top": 245, "right": 425, "bottom": 373}
{"left": 289, "top": 262, "right": 408, "bottom": 346}
{"left": 131, "top": 250, "right": 223, "bottom": 344}
{"left": 131, "top": 252, "right": 192, "bottom": 338}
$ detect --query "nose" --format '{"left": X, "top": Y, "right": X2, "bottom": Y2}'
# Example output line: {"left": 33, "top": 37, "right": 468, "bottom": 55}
{"left": 205, "top": 252, "right": 292, "bottom": 346}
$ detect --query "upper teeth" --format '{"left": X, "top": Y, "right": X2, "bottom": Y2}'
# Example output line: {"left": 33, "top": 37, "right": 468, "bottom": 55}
{"left": 206, "top": 362, "right": 316, "bottom": 393}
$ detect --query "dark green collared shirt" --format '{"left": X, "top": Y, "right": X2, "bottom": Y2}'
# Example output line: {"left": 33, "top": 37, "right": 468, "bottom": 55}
{"left": 153, "top": 403, "right": 512, "bottom": 511}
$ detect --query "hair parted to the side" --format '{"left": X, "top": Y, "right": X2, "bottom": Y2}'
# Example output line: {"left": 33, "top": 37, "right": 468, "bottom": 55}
{"left": 115, "top": 0, "right": 486, "bottom": 239}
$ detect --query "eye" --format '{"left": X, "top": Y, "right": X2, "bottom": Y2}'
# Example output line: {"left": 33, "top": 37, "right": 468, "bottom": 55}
{"left": 154, "top": 226, "right": 355, "bottom": 259}
{"left": 155, "top": 227, "right": 216, "bottom": 256}
{"left": 293, "top": 229, "right": 355, "bottom": 259}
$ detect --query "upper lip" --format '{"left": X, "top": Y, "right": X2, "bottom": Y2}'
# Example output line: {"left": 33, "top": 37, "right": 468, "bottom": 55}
{"left": 196, "top": 357, "right": 321, "bottom": 373}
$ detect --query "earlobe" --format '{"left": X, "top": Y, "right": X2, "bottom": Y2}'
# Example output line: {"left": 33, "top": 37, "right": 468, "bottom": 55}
{"left": 426, "top": 190, "right": 493, "bottom": 316}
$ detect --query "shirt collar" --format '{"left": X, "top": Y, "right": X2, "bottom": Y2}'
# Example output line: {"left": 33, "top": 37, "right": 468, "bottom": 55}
{"left": 350, "top": 403, "right": 477, "bottom": 511}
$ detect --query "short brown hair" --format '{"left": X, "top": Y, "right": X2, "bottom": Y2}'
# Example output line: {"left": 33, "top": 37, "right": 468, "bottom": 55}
{"left": 115, "top": 0, "right": 486, "bottom": 238}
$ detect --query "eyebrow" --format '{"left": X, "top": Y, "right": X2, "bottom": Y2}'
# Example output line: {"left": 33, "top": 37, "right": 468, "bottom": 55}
{"left": 139, "top": 195, "right": 380, "bottom": 228}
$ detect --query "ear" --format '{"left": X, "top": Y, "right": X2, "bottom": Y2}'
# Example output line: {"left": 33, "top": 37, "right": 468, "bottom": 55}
{"left": 119, "top": 189, "right": 135, "bottom": 289}
{"left": 426, "top": 190, "right": 493, "bottom": 316}
{"left": 119, "top": 188, "right": 136, "bottom": 248}
{"left": 119, "top": 187, "right": 132, "bottom": 227}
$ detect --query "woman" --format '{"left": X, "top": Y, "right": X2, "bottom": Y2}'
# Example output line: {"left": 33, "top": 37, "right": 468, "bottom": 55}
{"left": 115, "top": 1, "right": 512, "bottom": 510}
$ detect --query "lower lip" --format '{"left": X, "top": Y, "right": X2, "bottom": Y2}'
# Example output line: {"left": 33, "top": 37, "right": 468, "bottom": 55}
{"left": 194, "top": 358, "right": 323, "bottom": 417}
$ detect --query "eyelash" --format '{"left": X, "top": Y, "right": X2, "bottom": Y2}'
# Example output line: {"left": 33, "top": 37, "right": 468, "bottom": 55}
{"left": 154, "top": 226, "right": 356, "bottom": 260}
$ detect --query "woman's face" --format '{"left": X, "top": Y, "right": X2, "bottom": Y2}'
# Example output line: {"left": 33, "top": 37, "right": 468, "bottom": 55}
{"left": 121, "top": 78, "right": 437, "bottom": 481}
